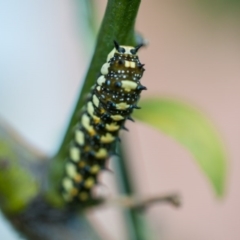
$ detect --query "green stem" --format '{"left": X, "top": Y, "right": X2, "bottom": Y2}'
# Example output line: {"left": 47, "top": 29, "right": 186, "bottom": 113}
{"left": 55, "top": 0, "right": 141, "bottom": 161}
{"left": 115, "top": 144, "right": 150, "bottom": 240}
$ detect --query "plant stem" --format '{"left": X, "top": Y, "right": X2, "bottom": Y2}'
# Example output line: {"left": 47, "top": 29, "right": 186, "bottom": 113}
{"left": 115, "top": 144, "right": 150, "bottom": 240}
{"left": 55, "top": 0, "right": 141, "bottom": 161}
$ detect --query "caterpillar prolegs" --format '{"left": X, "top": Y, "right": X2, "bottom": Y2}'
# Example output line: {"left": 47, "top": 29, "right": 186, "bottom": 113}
{"left": 61, "top": 41, "right": 146, "bottom": 203}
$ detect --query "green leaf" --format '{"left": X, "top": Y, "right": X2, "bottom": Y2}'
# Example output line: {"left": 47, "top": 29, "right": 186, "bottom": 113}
{"left": 133, "top": 98, "right": 227, "bottom": 197}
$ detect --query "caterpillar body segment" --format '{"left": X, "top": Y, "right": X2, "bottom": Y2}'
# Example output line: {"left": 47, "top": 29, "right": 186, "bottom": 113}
{"left": 61, "top": 41, "right": 146, "bottom": 203}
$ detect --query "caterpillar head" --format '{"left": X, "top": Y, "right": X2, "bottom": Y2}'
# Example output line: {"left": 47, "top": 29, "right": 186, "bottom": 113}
{"left": 107, "top": 40, "right": 143, "bottom": 61}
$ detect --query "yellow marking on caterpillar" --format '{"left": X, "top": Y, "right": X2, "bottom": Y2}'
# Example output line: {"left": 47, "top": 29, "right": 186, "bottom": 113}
{"left": 84, "top": 145, "right": 90, "bottom": 152}
{"left": 95, "top": 148, "right": 108, "bottom": 159}
{"left": 106, "top": 122, "right": 120, "bottom": 131}
{"left": 100, "top": 133, "right": 115, "bottom": 143}
{"left": 100, "top": 108, "right": 105, "bottom": 114}
{"left": 84, "top": 177, "right": 95, "bottom": 189}
{"left": 74, "top": 174, "right": 82, "bottom": 183}
{"left": 111, "top": 114, "right": 124, "bottom": 121}
{"left": 121, "top": 80, "right": 137, "bottom": 92}
{"left": 116, "top": 102, "right": 130, "bottom": 110}
{"left": 78, "top": 161, "right": 86, "bottom": 168}
{"left": 70, "top": 187, "right": 78, "bottom": 196}
{"left": 79, "top": 192, "right": 88, "bottom": 201}
{"left": 90, "top": 165, "right": 100, "bottom": 174}
{"left": 70, "top": 147, "right": 81, "bottom": 162}
{"left": 82, "top": 114, "right": 96, "bottom": 136}
{"left": 87, "top": 101, "right": 100, "bottom": 123}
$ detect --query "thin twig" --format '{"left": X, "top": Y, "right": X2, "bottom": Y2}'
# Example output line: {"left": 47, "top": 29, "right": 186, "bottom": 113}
{"left": 102, "top": 193, "right": 181, "bottom": 210}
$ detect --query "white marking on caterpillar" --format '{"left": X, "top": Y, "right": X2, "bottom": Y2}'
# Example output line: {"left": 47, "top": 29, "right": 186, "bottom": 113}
{"left": 101, "top": 62, "right": 110, "bottom": 75}
{"left": 125, "top": 61, "right": 130, "bottom": 68}
{"left": 97, "top": 75, "right": 106, "bottom": 86}
{"left": 116, "top": 102, "right": 130, "bottom": 110}
{"left": 75, "top": 130, "right": 85, "bottom": 145}
{"left": 107, "top": 48, "right": 116, "bottom": 62}
{"left": 62, "top": 177, "right": 73, "bottom": 192}
{"left": 70, "top": 147, "right": 81, "bottom": 162}
{"left": 106, "top": 46, "right": 138, "bottom": 62}
{"left": 92, "top": 94, "right": 100, "bottom": 107}
{"left": 130, "top": 61, "right": 136, "bottom": 68}
{"left": 66, "top": 162, "right": 77, "bottom": 178}
{"left": 121, "top": 80, "right": 137, "bottom": 92}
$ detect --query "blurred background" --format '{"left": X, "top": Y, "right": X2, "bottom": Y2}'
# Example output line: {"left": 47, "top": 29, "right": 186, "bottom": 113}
{"left": 0, "top": 0, "right": 240, "bottom": 239}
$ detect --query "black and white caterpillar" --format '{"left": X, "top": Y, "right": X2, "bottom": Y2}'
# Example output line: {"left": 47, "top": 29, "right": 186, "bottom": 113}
{"left": 61, "top": 41, "right": 146, "bottom": 202}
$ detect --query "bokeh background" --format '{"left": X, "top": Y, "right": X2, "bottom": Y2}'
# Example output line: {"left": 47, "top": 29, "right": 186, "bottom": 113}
{"left": 0, "top": 0, "right": 240, "bottom": 239}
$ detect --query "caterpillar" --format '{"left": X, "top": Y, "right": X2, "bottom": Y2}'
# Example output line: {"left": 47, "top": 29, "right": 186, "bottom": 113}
{"left": 61, "top": 41, "right": 146, "bottom": 203}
